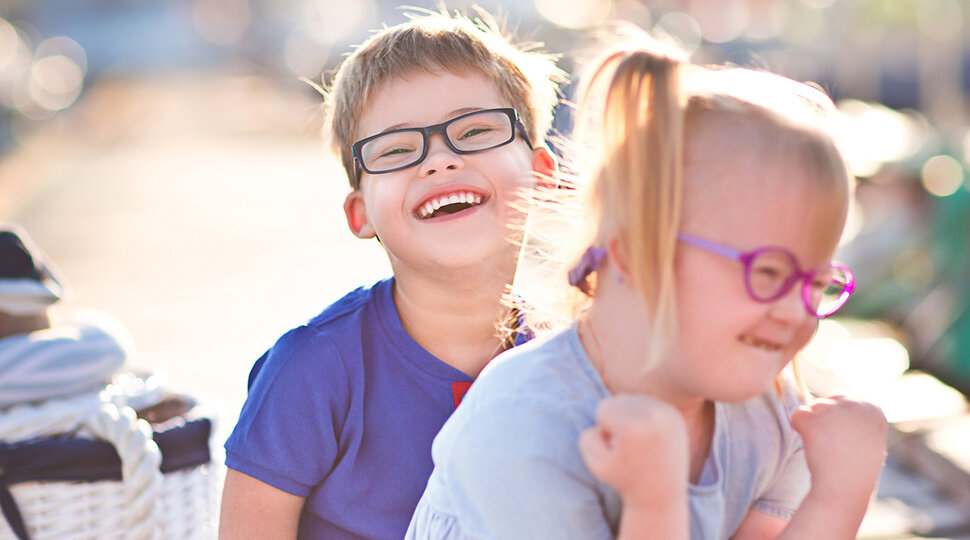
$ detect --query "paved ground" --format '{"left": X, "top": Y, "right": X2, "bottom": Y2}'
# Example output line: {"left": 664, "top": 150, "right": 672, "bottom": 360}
{"left": 1, "top": 72, "right": 391, "bottom": 445}
{"left": 2, "top": 72, "right": 969, "bottom": 538}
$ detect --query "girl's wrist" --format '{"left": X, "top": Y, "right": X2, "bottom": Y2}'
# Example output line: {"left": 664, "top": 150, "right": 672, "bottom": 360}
{"left": 620, "top": 480, "right": 688, "bottom": 512}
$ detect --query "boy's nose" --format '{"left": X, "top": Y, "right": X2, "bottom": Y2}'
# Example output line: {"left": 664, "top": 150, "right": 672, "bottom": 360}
{"left": 418, "top": 133, "right": 465, "bottom": 177}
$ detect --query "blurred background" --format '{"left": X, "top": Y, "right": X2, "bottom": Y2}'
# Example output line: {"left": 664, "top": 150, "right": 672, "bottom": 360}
{"left": 0, "top": 0, "right": 968, "bottom": 451}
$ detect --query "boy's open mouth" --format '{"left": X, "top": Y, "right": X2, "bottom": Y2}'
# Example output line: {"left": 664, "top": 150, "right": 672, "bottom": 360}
{"left": 416, "top": 191, "right": 485, "bottom": 220}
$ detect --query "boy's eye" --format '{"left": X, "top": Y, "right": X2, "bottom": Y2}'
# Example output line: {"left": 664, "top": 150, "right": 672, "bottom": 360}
{"left": 458, "top": 126, "right": 493, "bottom": 140}
{"left": 366, "top": 141, "right": 418, "bottom": 165}
{"left": 379, "top": 147, "right": 414, "bottom": 158}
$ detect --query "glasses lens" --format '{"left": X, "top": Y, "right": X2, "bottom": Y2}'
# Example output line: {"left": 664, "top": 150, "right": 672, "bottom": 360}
{"left": 360, "top": 131, "right": 425, "bottom": 173}
{"left": 446, "top": 110, "right": 514, "bottom": 152}
{"left": 746, "top": 249, "right": 798, "bottom": 300}
{"left": 809, "top": 266, "right": 852, "bottom": 317}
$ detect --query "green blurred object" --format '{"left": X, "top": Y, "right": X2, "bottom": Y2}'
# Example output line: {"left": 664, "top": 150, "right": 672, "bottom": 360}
{"left": 923, "top": 188, "right": 970, "bottom": 391}
{"left": 840, "top": 180, "right": 970, "bottom": 394}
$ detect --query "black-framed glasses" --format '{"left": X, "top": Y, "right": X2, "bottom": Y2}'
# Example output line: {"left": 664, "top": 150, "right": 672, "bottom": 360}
{"left": 677, "top": 233, "right": 855, "bottom": 319}
{"left": 350, "top": 107, "right": 532, "bottom": 188}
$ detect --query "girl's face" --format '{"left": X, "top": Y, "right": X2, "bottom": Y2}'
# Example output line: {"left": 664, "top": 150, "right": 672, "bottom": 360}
{"left": 661, "top": 119, "right": 847, "bottom": 404}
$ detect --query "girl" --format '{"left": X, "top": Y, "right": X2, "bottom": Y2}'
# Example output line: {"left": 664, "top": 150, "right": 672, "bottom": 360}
{"left": 406, "top": 35, "right": 887, "bottom": 540}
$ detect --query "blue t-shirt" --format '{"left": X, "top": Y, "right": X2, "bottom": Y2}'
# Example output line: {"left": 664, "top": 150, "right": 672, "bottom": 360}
{"left": 407, "top": 324, "right": 809, "bottom": 540}
{"left": 225, "top": 278, "right": 480, "bottom": 539}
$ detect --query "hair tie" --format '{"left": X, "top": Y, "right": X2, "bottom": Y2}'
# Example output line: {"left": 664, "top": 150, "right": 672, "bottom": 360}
{"left": 567, "top": 246, "right": 607, "bottom": 288}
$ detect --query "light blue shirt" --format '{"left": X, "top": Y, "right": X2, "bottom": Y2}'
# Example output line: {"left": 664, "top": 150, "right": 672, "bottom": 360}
{"left": 407, "top": 324, "right": 809, "bottom": 540}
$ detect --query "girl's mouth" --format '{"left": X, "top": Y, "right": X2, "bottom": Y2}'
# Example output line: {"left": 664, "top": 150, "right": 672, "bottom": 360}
{"left": 739, "top": 335, "right": 782, "bottom": 352}
{"left": 416, "top": 191, "right": 485, "bottom": 220}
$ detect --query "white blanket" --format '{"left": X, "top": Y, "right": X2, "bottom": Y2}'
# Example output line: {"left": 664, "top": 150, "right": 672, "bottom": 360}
{"left": 0, "top": 310, "right": 130, "bottom": 408}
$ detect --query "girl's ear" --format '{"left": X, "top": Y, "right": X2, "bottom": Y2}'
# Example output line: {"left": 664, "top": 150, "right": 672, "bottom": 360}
{"left": 531, "top": 145, "right": 558, "bottom": 189}
{"left": 606, "top": 235, "right": 632, "bottom": 284}
{"left": 343, "top": 190, "right": 376, "bottom": 239}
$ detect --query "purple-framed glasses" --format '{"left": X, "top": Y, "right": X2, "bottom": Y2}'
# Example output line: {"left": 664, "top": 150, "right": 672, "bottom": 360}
{"left": 350, "top": 107, "right": 532, "bottom": 189}
{"left": 677, "top": 233, "right": 855, "bottom": 319}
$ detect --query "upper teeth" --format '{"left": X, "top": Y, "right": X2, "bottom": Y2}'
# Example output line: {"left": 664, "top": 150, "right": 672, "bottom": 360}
{"left": 418, "top": 191, "right": 483, "bottom": 219}
{"left": 740, "top": 335, "right": 781, "bottom": 351}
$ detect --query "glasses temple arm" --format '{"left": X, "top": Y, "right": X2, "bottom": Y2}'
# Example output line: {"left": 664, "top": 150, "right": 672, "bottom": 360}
{"left": 676, "top": 234, "right": 742, "bottom": 260}
{"left": 515, "top": 120, "right": 534, "bottom": 149}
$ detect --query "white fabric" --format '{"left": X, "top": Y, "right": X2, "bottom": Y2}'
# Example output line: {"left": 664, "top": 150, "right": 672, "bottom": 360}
{"left": 0, "top": 309, "right": 130, "bottom": 408}
{"left": 0, "top": 277, "right": 63, "bottom": 315}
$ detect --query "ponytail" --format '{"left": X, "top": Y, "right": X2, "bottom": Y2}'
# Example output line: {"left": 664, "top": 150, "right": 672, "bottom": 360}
{"left": 581, "top": 39, "right": 686, "bottom": 363}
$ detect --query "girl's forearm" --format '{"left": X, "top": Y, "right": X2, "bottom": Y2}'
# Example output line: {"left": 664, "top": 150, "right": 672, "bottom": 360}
{"left": 775, "top": 487, "right": 872, "bottom": 540}
{"left": 616, "top": 495, "right": 689, "bottom": 540}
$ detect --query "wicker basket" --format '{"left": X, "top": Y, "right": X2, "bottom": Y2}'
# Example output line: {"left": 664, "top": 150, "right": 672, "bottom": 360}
{"left": 0, "top": 380, "right": 220, "bottom": 540}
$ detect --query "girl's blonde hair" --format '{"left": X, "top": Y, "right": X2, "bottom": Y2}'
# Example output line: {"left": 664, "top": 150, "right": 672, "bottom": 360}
{"left": 514, "top": 32, "right": 851, "bottom": 374}
{"left": 323, "top": 7, "right": 565, "bottom": 189}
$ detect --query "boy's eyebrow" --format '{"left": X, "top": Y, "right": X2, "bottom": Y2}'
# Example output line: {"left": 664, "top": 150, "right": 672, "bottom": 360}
{"left": 378, "top": 107, "right": 489, "bottom": 134}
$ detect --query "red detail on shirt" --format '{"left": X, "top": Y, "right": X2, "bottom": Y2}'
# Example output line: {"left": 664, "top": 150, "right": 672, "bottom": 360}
{"left": 452, "top": 381, "right": 473, "bottom": 409}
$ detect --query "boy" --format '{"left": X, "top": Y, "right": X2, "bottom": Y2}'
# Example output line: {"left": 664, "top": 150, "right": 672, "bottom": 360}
{"left": 219, "top": 8, "right": 563, "bottom": 540}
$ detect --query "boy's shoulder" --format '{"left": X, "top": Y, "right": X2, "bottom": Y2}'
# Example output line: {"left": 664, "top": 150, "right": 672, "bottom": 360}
{"left": 247, "top": 278, "right": 393, "bottom": 388}
{"left": 265, "top": 278, "right": 394, "bottom": 361}
{"left": 305, "top": 278, "right": 393, "bottom": 330}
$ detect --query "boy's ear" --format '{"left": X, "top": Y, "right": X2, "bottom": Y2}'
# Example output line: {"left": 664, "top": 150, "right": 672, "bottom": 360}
{"left": 343, "top": 191, "right": 376, "bottom": 239}
{"left": 530, "top": 145, "right": 558, "bottom": 189}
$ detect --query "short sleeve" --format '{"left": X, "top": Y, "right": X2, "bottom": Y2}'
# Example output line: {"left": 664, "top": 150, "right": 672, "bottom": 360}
{"left": 428, "top": 394, "right": 614, "bottom": 540}
{"left": 224, "top": 325, "right": 351, "bottom": 496}
{"left": 751, "top": 444, "right": 808, "bottom": 520}
{"left": 751, "top": 387, "right": 810, "bottom": 520}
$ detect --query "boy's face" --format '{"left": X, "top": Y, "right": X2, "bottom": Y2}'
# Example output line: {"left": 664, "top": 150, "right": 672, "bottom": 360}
{"left": 343, "top": 70, "right": 554, "bottom": 279}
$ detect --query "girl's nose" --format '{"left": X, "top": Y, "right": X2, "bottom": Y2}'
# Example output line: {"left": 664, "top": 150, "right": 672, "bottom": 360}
{"left": 418, "top": 134, "right": 465, "bottom": 177}
{"left": 767, "top": 282, "right": 810, "bottom": 323}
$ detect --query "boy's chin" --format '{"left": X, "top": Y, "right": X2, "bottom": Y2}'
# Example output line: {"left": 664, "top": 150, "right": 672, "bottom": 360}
{"left": 393, "top": 243, "right": 518, "bottom": 278}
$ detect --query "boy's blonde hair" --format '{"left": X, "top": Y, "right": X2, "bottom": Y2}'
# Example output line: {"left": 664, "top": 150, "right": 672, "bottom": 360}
{"left": 515, "top": 32, "right": 851, "bottom": 372}
{"left": 324, "top": 7, "right": 565, "bottom": 189}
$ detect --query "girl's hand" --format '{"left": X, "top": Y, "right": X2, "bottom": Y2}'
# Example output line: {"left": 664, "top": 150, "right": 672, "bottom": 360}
{"left": 790, "top": 396, "right": 888, "bottom": 502}
{"left": 579, "top": 394, "right": 689, "bottom": 508}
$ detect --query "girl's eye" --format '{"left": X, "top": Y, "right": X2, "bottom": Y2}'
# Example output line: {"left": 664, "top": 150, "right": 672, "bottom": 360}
{"left": 753, "top": 266, "right": 784, "bottom": 280}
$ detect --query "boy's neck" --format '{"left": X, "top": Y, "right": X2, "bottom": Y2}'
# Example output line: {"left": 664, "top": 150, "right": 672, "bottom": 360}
{"left": 392, "top": 271, "right": 513, "bottom": 378}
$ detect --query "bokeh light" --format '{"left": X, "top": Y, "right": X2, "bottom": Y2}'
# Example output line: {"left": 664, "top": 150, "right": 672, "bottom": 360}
{"left": 0, "top": 19, "right": 86, "bottom": 121}
{"left": 35, "top": 36, "right": 87, "bottom": 75}
{"left": 192, "top": 0, "right": 252, "bottom": 46}
{"left": 800, "top": 0, "right": 836, "bottom": 8}
{"left": 834, "top": 99, "right": 925, "bottom": 178}
{"left": 653, "top": 11, "right": 702, "bottom": 55}
{"left": 688, "top": 0, "right": 747, "bottom": 44}
{"left": 0, "top": 19, "right": 23, "bottom": 71}
{"left": 921, "top": 154, "right": 965, "bottom": 197}
{"left": 743, "top": 0, "right": 788, "bottom": 41}
{"left": 917, "top": 0, "right": 962, "bottom": 42}
{"left": 283, "top": 0, "right": 377, "bottom": 78}
{"left": 28, "top": 54, "right": 84, "bottom": 113}
{"left": 0, "top": 19, "right": 31, "bottom": 109}
{"left": 535, "top": 0, "right": 612, "bottom": 29}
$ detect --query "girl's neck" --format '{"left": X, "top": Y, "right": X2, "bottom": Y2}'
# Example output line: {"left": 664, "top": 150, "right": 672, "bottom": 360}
{"left": 392, "top": 271, "right": 513, "bottom": 378}
{"left": 581, "top": 299, "right": 715, "bottom": 481}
